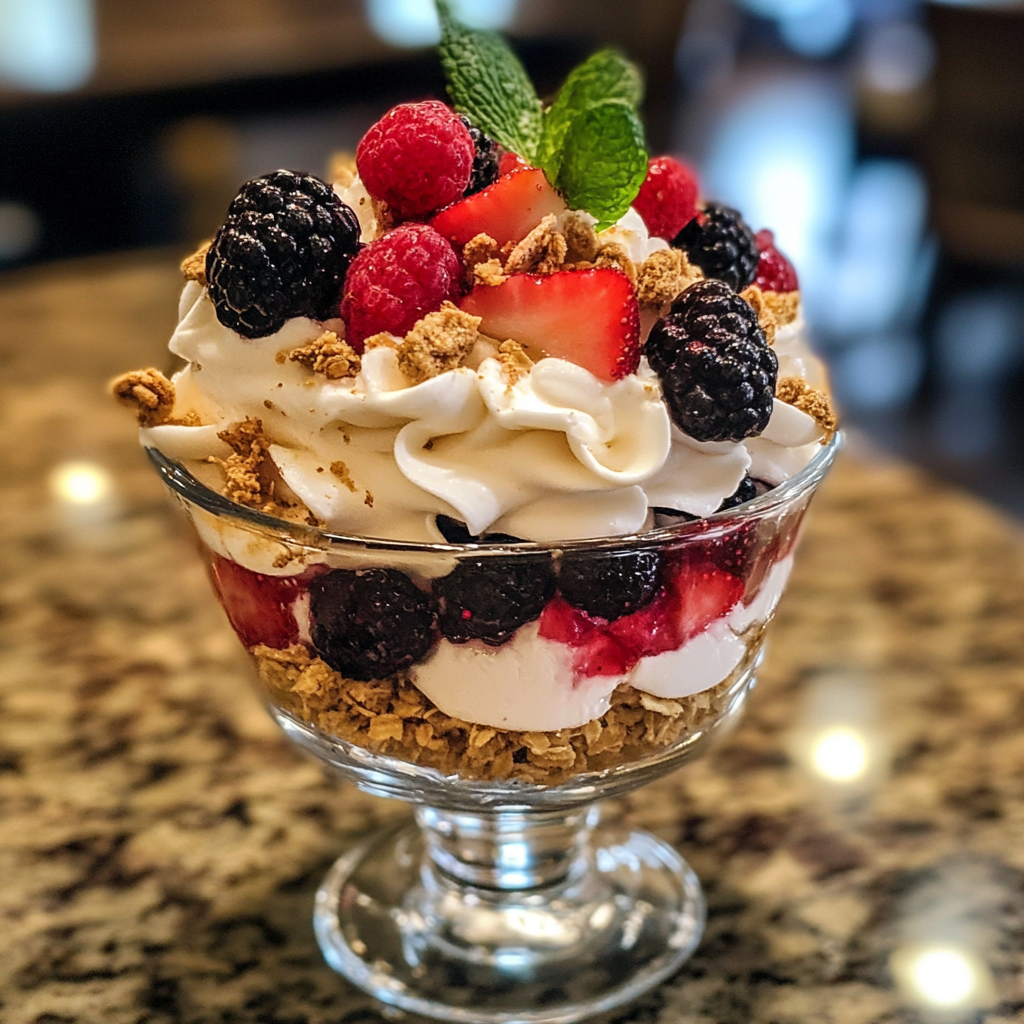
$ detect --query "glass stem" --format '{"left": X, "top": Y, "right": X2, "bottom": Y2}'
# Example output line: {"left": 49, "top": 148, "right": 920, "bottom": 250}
{"left": 415, "top": 804, "right": 600, "bottom": 890}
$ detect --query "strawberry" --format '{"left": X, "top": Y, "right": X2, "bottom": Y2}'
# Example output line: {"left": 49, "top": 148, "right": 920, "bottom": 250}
{"left": 430, "top": 167, "right": 566, "bottom": 248}
{"left": 498, "top": 151, "right": 531, "bottom": 176}
{"left": 460, "top": 268, "right": 641, "bottom": 382}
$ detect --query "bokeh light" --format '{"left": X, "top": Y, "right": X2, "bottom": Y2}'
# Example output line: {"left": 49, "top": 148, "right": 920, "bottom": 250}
{"left": 810, "top": 726, "right": 869, "bottom": 782}
{"left": 49, "top": 461, "right": 113, "bottom": 506}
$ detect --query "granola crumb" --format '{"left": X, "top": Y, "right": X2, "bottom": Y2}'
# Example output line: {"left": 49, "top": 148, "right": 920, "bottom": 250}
{"left": 594, "top": 242, "right": 637, "bottom": 284}
{"left": 289, "top": 331, "right": 362, "bottom": 379}
{"left": 330, "top": 460, "right": 358, "bottom": 492}
{"left": 214, "top": 418, "right": 274, "bottom": 507}
{"left": 364, "top": 332, "right": 399, "bottom": 351}
{"left": 110, "top": 368, "right": 177, "bottom": 426}
{"left": 776, "top": 376, "right": 838, "bottom": 440}
{"left": 180, "top": 242, "right": 210, "bottom": 286}
{"left": 397, "top": 301, "right": 481, "bottom": 384}
{"left": 463, "top": 233, "right": 503, "bottom": 286}
{"left": 740, "top": 284, "right": 777, "bottom": 345}
{"left": 498, "top": 339, "right": 533, "bottom": 387}
{"left": 364, "top": 490, "right": 374, "bottom": 507}
{"left": 503, "top": 215, "right": 568, "bottom": 276}
{"left": 327, "top": 151, "right": 358, "bottom": 188}
{"left": 562, "top": 212, "right": 599, "bottom": 263}
{"left": 474, "top": 259, "right": 507, "bottom": 287}
{"left": 636, "top": 248, "right": 702, "bottom": 308}
{"left": 252, "top": 643, "right": 737, "bottom": 783}
{"left": 370, "top": 196, "right": 395, "bottom": 233}
{"left": 763, "top": 289, "right": 800, "bottom": 326}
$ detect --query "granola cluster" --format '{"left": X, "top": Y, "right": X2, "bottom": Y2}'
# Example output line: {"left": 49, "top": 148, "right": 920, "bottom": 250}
{"left": 253, "top": 643, "right": 740, "bottom": 783}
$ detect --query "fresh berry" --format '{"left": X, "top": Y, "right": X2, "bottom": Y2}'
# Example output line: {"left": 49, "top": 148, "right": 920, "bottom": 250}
{"left": 430, "top": 167, "right": 566, "bottom": 248}
{"left": 717, "top": 476, "right": 758, "bottom": 513}
{"left": 498, "top": 151, "right": 531, "bottom": 176}
{"left": 557, "top": 549, "right": 661, "bottom": 621}
{"left": 754, "top": 229, "right": 799, "bottom": 293}
{"left": 690, "top": 521, "right": 759, "bottom": 578}
{"left": 646, "top": 279, "right": 777, "bottom": 442}
{"left": 461, "top": 268, "right": 640, "bottom": 382}
{"left": 433, "top": 557, "right": 556, "bottom": 646}
{"left": 208, "top": 555, "right": 327, "bottom": 649}
{"left": 309, "top": 568, "right": 435, "bottom": 680}
{"left": 539, "top": 559, "right": 743, "bottom": 679}
{"left": 435, "top": 515, "right": 521, "bottom": 545}
{"left": 673, "top": 202, "right": 759, "bottom": 291}
{"left": 459, "top": 116, "right": 501, "bottom": 196}
{"left": 632, "top": 156, "right": 699, "bottom": 242}
{"left": 340, "top": 223, "right": 463, "bottom": 349}
{"left": 356, "top": 100, "right": 474, "bottom": 220}
{"left": 205, "top": 170, "right": 361, "bottom": 339}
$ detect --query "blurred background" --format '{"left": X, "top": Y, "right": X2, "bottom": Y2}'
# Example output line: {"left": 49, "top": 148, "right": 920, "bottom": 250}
{"left": 1, "top": 0, "right": 1022, "bottom": 513}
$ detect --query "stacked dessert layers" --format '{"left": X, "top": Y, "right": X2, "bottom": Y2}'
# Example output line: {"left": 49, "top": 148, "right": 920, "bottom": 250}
{"left": 113, "top": 17, "right": 835, "bottom": 782}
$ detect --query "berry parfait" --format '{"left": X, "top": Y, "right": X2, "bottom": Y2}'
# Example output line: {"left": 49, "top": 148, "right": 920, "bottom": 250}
{"left": 115, "top": 6, "right": 838, "bottom": 1020}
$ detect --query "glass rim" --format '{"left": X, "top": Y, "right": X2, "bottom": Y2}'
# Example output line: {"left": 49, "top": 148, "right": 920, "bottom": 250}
{"left": 147, "top": 431, "right": 841, "bottom": 556}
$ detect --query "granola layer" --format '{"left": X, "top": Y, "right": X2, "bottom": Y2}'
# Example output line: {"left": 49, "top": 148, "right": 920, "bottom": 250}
{"left": 253, "top": 643, "right": 741, "bottom": 783}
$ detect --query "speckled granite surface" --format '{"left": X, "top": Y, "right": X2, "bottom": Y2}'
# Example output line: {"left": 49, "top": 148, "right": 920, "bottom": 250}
{"left": 3, "top": 254, "right": 1024, "bottom": 1024}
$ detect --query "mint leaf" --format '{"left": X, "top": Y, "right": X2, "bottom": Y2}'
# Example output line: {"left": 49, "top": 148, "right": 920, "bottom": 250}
{"left": 436, "top": 0, "right": 542, "bottom": 161}
{"left": 555, "top": 100, "right": 648, "bottom": 229}
{"left": 537, "top": 49, "right": 643, "bottom": 181}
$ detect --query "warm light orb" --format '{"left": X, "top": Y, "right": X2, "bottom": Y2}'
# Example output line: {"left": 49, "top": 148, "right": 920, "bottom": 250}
{"left": 908, "top": 947, "right": 978, "bottom": 1008}
{"left": 810, "top": 726, "right": 869, "bottom": 782}
{"left": 50, "top": 461, "right": 113, "bottom": 505}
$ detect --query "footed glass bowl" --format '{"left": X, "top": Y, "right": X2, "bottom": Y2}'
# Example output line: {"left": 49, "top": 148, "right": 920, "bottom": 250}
{"left": 149, "top": 436, "right": 838, "bottom": 1023}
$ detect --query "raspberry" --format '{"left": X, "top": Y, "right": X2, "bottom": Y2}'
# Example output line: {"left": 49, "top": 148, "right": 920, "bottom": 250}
{"left": 754, "top": 229, "right": 799, "bottom": 293}
{"left": 205, "top": 170, "right": 361, "bottom": 339}
{"left": 557, "top": 549, "right": 662, "bottom": 622}
{"left": 459, "top": 116, "right": 500, "bottom": 196}
{"left": 673, "top": 202, "right": 759, "bottom": 291}
{"left": 309, "top": 568, "right": 435, "bottom": 680}
{"left": 647, "top": 279, "right": 777, "bottom": 442}
{"left": 356, "top": 100, "right": 474, "bottom": 220}
{"left": 433, "top": 556, "right": 556, "bottom": 646}
{"left": 340, "top": 223, "right": 463, "bottom": 349}
{"left": 632, "top": 156, "right": 699, "bottom": 242}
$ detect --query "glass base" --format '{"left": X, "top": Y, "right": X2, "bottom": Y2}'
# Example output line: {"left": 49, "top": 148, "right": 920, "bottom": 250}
{"left": 314, "top": 817, "right": 705, "bottom": 1024}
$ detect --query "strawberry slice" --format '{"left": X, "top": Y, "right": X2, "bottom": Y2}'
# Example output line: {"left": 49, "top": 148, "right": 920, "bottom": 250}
{"left": 498, "top": 151, "right": 531, "bottom": 176}
{"left": 461, "top": 268, "right": 641, "bottom": 382}
{"left": 430, "top": 167, "right": 566, "bottom": 248}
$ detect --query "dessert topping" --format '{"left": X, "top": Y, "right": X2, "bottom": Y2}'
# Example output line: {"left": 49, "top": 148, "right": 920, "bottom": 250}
{"left": 754, "top": 229, "right": 799, "bottom": 293}
{"left": 397, "top": 301, "right": 481, "bottom": 383}
{"left": 739, "top": 284, "right": 778, "bottom": 344}
{"left": 497, "top": 339, "right": 533, "bottom": 386}
{"left": 288, "top": 330, "right": 361, "bottom": 379}
{"left": 776, "top": 377, "right": 837, "bottom": 440}
{"left": 205, "top": 170, "right": 361, "bottom": 339}
{"left": 356, "top": 100, "right": 474, "bottom": 220}
{"left": 340, "top": 222, "right": 463, "bottom": 349}
{"left": 503, "top": 214, "right": 568, "bottom": 275}
{"left": 673, "top": 202, "right": 759, "bottom": 292}
{"left": 592, "top": 241, "right": 636, "bottom": 284}
{"left": 459, "top": 115, "right": 501, "bottom": 196}
{"left": 309, "top": 568, "right": 436, "bottom": 681}
{"left": 763, "top": 289, "right": 800, "bottom": 327}
{"left": 461, "top": 267, "right": 641, "bottom": 383}
{"left": 632, "top": 156, "right": 699, "bottom": 242}
{"left": 557, "top": 549, "right": 662, "bottom": 622}
{"left": 180, "top": 241, "right": 210, "bottom": 286}
{"left": 111, "top": 368, "right": 176, "bottom": 426}
{"left": 646, "top": 279, "right": 777, "bottom": 442}
{"left": 213, "top": 418, "right": 274, "bottom": 508}
{"left": 636, "top": 248, "right": 702, "bottom": 308}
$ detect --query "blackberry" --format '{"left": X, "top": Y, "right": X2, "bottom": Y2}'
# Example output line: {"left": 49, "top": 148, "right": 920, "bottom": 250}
{"left": 434, "top": 515, "right": 521, "bottom": 545}
{"left": 717, "top": 476, "right": 758, "bottom": 513}
{"left": 673, "top": 202, "right": 759, "bottom": 291}
{"left": 433, "top": 557, "right": 556, "bottom": 646}
{"left": 557, "top": 550, "right": 662, "bottom": 622}
{"left": 206, "top": 170, "right": 361, "bottom": 339}
{"left": 309, "top": 568, "right": 435, "bottom": 680}
{"left": 646, "top": 279, "right": 777, "bottom": 442}
{"left": 459, "top": 116, "right": 500, "bottom": 196}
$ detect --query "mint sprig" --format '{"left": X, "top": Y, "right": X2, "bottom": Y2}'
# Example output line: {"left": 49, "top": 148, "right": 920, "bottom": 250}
{"left": 436, "top": 0, "right": 542, "bottom": 162}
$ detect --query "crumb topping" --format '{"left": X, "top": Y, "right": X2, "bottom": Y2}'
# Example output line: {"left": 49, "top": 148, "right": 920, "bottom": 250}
{"left": 498, "top": 339, "right": 533, "bottom": 387}
{"left": 636, "top": 248, "right": 702, "bottom": 308}
{"left": 253, "top": 643, "right": 736, "bottom": 783}
{"left": 289, "top": 330, "right": 362, "bottom": 379}
{"left": 776, "top": 376, "right": 837, "bottom": 440}
{"left": 503, "top": 214, "right": 568, "bottom": 276}
{"left": 364, "top": 332, "right": 399, "bottom": 351}
{"left": 593, "top": 242, "right": 636, "bottom": 284}
{"left": 740, "top": 284, "right": 777, "bottom": 345}
{"left": 473, "top": 258, "right": 508, "bottom": 287}
{"left": 327, "top": 151, "right": 357, "bottom": 188}
{"left": 110, "top": 368, "right": 177, "bottom": 426}
{"left": 329, "top": 460, "right": 358, "bottom": 492}
{"left": 397, "top": 301, "right": 481, "bottom": 384}
{"left": 213, "top": 418, "right": 275, "bottom": 507}
{"left": 562, "top": 212, "right": 599, "bottom": 263}
{"left": 180, "top": 242, "right": 210, "bottom": 286}
{"left": 763, "top": 289, "right": 800, "bottom": 327}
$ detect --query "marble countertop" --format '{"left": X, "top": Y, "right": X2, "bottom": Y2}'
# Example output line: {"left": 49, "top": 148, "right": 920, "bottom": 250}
{"left": 3, "top": 252, "right": 1024, "bottom": 1024}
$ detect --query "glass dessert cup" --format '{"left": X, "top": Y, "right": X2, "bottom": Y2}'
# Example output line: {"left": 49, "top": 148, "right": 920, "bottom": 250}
{"left": 149, "top": 436, "right": 838, "bottom": 1024}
